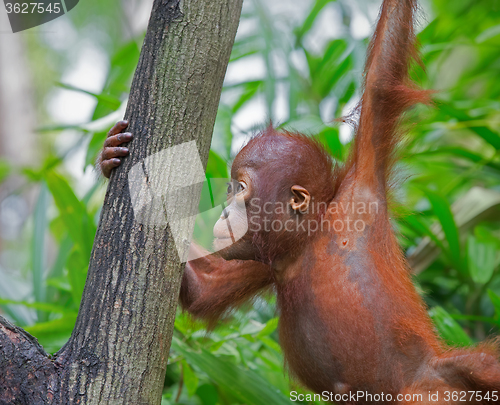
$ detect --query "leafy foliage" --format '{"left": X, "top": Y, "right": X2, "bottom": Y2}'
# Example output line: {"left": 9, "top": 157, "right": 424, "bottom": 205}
{"left": 1, "top": 0, "right": 500, "bottom": 403}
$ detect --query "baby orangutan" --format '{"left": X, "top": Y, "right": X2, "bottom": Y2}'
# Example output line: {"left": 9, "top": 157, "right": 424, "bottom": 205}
{"left": 98, "top": 0, "right": 500, "bottom": 402}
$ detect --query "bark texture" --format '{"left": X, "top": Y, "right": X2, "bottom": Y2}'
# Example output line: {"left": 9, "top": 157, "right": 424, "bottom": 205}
{"left": 0, "top": 0, "right": 243, "bottom": 403}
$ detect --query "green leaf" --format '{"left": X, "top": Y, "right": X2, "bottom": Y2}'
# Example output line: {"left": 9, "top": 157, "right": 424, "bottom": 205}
{"left": 0, "top": 159, "right": 10, "bottom": 184}
{"left": 212, "top": 105, "right": 233, "bottom": 160}
{"left": 182, "top": 360, "right": 199, "bottom": 397}
{"left": 437, "top": 102, "right": 500, "bottom": 150}
{"left": 24, "top": 313, "right": 77, "bottom": 335}
{"left": 31, "top": 183, "right": 49, "bottom": 321}
{"left": 230, "top": 34, "right": 263, "bottom": 62}
{"left": 474, "top": 225, "right": 500, "bottom": 249}
{"left": 45, "top": 171, "right": 96, "bottom": 261}
{"left": 414, "top": 147, "right": 500, "bottom": 173}
{"left": 92, "top": 39, "right": 140, "bottom": 119}
{"left": 338, "top": 80, "right": 356, "bottom": 106}
{"left": 172, "top": 338, "right": 290, "bottom": 405}
{"left": 295, "top": 0, "right": 337, "bottom": 45}
{"left": 476, "top": 24, "right": 500, "bottom": 43}
{"left": 22, "top": 156, "right": 62, "bottom": 182}
{"left": 316, "top": 127, "right": 343, "bottom": 160}
{"left": 256, "top": 317, "right": 279, "bottom": 338}
{"left": 0, "top": 270, "right": 32, "bottom": 325}
{"left": 0, "top": 298, "right": 75, "bottom": 314}
{"left": 66, "top": 247, "right": 88, "bottom": 305}
{"left": 56, "top": 82, "right": 121, "bottom": 111}
{"left": 308, "top": 40, "right": 353, "bottom": 99}
{"left": 232, "top": 81, "right": 262, "bottom": 113}
{"left": 403, "top": 214, "right": 447, "bottom": 253}
{"left": 424, "top": 190, "right": 462, "bottom": 271}
{"left": 467, "top": 235, "right": 497, "bottom": 284}
{"left": 488, "top": 290, "right": 500, "bottom": 317}
{"left": 48, "top": 235, "right": 73, "bottom": 279}
{"left": 36, "top": 124, "right": 90, "bottom": 133}
{"left": 195, "top": 384, "right": 218, "bottom": 405}
{"left": 260, "top": 336, "right": 282, "bottom": 353}
{"left": 85, "top": 130, "right": 108, "bottom": 168}
{"left": 429, "top": 306, "right": 472, "bottom": 347}
{"left": 240, "top": 320, "right": 267, "bottom": 336}
{"left": 46, "top": 276, "right": 72, "bottom": 292}
{"left": 24, "top": 314, "right": 77, "bottom": 354}
{"left": 205, "top": 150, "right": 229, "bottom": 179}
{"left": 451, "top": 313, "right": 500, "bottom": 327}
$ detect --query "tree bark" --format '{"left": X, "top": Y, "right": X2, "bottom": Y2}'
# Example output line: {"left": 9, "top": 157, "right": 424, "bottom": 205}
{"left": 0, "top": 0, "right": 243, "bottom": 403}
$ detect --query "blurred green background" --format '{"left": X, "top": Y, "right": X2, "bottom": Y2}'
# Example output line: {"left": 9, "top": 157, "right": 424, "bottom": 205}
{"left": 0, "top": 0, "right": 499, "bottom": 403}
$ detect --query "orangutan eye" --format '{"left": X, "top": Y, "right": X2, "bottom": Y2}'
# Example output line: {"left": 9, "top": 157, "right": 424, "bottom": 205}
{"left": 236, "top": 182, "right": 245, "bottom": 193}
{"left": 226, "top": 182, "right": 233, "bottom": 195}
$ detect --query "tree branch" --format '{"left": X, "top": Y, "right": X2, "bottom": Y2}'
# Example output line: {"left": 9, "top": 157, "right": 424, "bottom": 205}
{"left": 0, "top": 0, "right": 242, "bottom": 403}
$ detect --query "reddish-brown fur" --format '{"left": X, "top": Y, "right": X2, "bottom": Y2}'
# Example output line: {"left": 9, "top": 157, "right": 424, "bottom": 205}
{"left": 101, "top": 0, "right": 500, "bottom": 402}
{"left": 182, "top": 0, "right": 500, "bottom": 401}
{"left": 179, "top": 244, "right": 273, "bottom": 327}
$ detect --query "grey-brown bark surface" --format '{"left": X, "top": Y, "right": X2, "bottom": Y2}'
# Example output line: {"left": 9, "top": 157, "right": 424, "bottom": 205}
{"left": 0, "top": 0, "right": 243, "bottom": 403}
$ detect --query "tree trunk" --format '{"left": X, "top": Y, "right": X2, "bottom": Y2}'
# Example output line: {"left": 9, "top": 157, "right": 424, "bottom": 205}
{"left": 0, "top": 0, "right": 243, "bottom": 403}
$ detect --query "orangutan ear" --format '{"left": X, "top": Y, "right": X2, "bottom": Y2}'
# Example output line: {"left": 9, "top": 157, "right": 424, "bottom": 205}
{"left": 290, "top": 185, "right": 311, "bottom": 212}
